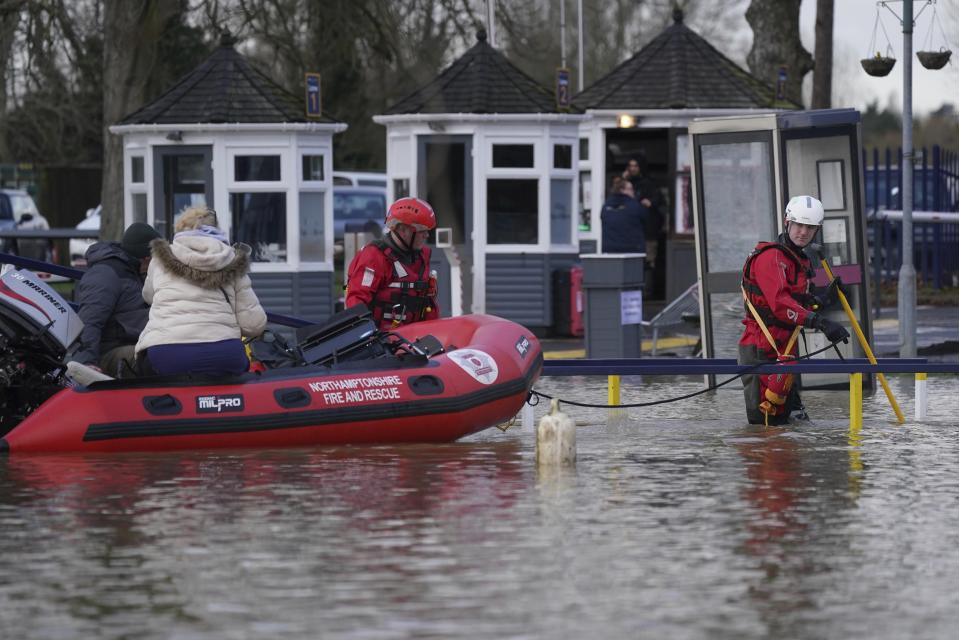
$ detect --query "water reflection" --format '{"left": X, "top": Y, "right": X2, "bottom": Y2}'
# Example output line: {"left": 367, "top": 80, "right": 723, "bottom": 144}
{"left": 735, "top": 427, "right": 807, "bottom": 554}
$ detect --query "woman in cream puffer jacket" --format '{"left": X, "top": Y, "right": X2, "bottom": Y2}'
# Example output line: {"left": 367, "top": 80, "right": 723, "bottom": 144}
{"left": 135, "top": 209, "right": 267, "bottom": 376}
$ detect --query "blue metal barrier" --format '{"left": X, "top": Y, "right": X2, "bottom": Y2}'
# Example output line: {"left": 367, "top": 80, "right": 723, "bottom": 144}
{"left": 542, "top": 357, "right": 959, "bottom": 376}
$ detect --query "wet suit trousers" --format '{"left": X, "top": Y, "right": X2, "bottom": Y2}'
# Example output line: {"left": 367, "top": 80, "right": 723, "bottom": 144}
{"left": 738, "top": 343, "right": 802, "bottom": 426}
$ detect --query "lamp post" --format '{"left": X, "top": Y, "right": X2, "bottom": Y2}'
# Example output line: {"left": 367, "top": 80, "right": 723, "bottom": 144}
{"left": 900, "top": 0, "right": 916, "bottom": 358}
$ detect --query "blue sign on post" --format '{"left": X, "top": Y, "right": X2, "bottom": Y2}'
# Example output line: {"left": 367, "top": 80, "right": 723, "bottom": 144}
{"left": 776, "top": 66, "right": 787, "bottom": 101}
{"left": 556, "top": 68, "right": 571, "bottom": 111}
{"left": 305, "top": 72, "right": 322, "bottom": 119}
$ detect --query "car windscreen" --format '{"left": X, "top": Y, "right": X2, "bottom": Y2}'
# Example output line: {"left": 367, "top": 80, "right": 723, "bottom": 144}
{"left": 9, "top": 194, "right": 39, "bottom": 217}
{"left": 333, "top": 192, "right": 386, "bottom": 221}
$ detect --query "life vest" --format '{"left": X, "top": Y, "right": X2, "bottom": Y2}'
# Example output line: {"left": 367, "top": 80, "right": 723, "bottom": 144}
{"left": 741, "top": 241, "right": 815, "bottom": 330}
{"left": 367, "top": 240, "right": 436, "bottom": 329}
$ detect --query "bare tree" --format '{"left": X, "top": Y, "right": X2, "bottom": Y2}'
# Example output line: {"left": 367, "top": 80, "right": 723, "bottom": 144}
{"left": 101, "top": 0, "right": 176, "bottom": 241}
{"left": 811, "top": 0, "right": 833, "bottom": 109}
{"left": 745, "top": 0, "right": 812, "bottom": 107}
{"left": 495, "top": 0, "right": 747, "bottom": 98}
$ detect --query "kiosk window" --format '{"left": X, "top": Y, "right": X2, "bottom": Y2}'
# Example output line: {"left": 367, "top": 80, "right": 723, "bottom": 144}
{"left": 820, "top": 217, "right": 850, "bottom": 265}
{"left": 550, "top": 178, "right": 572, "bottom": 244}
{"left": 302, "top": 155, "right": 325, "bottom": 181}
{"left": 487, "top": 179, "right": 538, "bottom": 244}
{"left": 492, "top": 145, "right": 534, "bottom": 168}
{"left": 131, "top": 157, "right": 144, "bottom": 183}
{"left": 231, "top": 192, "right": 287, "bottom": 262}
{"left": 235, "top": 155, "right": 281, "bottom": 182}
{"left": 817, "top": 159, "right": 845, "bottom": 210}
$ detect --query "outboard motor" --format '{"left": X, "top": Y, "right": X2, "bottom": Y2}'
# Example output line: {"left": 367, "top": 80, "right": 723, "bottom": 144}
{"left": 0, "top": 268, "right": 81, "bottom": 433}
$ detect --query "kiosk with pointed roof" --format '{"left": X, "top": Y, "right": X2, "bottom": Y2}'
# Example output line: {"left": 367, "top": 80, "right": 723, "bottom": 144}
{"left": 110, "top": 33, "right": 347, "bottom": 320}
{"left": 374, "top": 30, "right": 584, "bottom": 333}
{"left": 575, "top": 8, "right": 800, "bottom": 303}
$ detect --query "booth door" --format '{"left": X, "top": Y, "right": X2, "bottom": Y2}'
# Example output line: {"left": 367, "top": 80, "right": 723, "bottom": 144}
{"left": 780, "top": 125, "right": 870, "bottom": 387}
{"left": 418, "top": 135, "right": 473, "bottom": 316}
{"left": 153, "top": 145, "right": 214, "bottom": 238}
{"left": 693, "top": 131, "right": 777, "bottom": 378}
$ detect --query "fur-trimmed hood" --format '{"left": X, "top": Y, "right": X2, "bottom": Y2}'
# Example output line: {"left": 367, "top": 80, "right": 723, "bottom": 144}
{"left": 150, "top": 237, "right": 251, "bottom": 289}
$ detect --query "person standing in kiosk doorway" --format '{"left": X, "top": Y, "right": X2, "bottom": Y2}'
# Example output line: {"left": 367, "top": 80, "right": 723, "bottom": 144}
{"left": 600, "top": 176, "right": 647, "bottom": 253}
{"left": 345, "top": 197, "right": 439, "bottom": 330}
{"left": 622, "top": 153, "right": 666, "bottom": 297}
{"left": 739, "top": 195, "right": 850, "bottom": 425}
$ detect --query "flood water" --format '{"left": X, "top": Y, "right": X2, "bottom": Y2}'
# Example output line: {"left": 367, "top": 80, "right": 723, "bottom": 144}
{"left": 2, "top": 373, "right": 958, "bottom": 639}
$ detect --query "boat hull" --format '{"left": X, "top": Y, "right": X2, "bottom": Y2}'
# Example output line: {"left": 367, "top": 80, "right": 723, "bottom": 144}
{"left": 1, "top": 314, "right": 541, "bottom": 453}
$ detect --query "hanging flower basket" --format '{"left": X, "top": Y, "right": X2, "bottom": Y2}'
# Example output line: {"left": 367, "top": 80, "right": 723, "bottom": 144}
{"left": 861, "top": 56, "right": 896, "bottom": 77}
{"left": 917, "top": 49, "right": 952, "bottom": 70}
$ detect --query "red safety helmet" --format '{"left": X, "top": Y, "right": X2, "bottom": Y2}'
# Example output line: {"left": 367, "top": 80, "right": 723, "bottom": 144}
{"left": 385, "top": 197, "right": 436, "bottom": 231}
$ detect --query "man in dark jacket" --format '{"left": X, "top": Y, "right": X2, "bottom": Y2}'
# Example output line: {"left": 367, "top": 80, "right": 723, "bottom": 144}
{"left": 623, "top": 154, "right": 667, "bottom": 296}
{"left": 70, "top": 222, "right": 160, "bottom": 376}
{"left": 600, "top": 178, "right": 647, "bottom": 253}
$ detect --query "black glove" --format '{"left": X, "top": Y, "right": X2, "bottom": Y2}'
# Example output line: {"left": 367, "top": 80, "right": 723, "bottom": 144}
{"left": 809, "top": 278, "right": 848, "bottom": 311}
{"left": 813, "top": 315, "right": 849, "bottom": 343}
{"left": 827, "top": 276, "right": 850, "bottom": 300}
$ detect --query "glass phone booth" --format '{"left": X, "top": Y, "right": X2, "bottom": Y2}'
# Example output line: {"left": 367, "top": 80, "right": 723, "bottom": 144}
{"left": 688, "top": 109, "right": 873, "bottom": 389}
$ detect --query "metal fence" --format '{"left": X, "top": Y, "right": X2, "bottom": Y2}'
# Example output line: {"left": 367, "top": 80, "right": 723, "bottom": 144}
{"left": 863, "top": 145, "right": 959, "bottom": 301}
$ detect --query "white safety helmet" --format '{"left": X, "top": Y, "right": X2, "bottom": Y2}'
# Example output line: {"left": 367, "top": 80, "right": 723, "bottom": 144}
{"left": 784, "top": 195, "right": 825, "bottom": 226}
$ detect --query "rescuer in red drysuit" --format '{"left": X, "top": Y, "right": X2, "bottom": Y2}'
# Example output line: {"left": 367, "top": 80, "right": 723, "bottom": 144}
{"left": 345, "top": 197, "right": 439, "bottom": 330}
{"left": 739, "top": 195, "right": 849, "bottom": 425}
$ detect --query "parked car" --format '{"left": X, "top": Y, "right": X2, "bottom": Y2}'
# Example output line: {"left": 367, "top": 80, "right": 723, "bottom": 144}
{"left": 333, "top": 171, "right": 387, "bottom": 188}
{"left": 0, "top": 189, "right": 62, "bottom": 280}
{"left": 69, "top": 205, "right": 101, "bottom": 268}
{"left": 333, "top": 186, "right": 387, "bottom": 245}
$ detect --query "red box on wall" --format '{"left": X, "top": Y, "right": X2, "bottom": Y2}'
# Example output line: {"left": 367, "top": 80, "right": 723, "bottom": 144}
{"left": 570, "top": 265, "right": 584, "bottom": 337}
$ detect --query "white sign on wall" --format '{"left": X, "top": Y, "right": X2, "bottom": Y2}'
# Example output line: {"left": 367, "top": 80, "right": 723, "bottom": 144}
{"left": 620, "top": 290, "right": 643, "bottom": 325}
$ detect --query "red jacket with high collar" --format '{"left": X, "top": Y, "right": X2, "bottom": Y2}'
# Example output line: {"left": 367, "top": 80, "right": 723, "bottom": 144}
{"left": 345, "top": 237, "right": 439, "bottom": 330}
{"left": 739, "top": 239, "right": 815, "bottom": 355}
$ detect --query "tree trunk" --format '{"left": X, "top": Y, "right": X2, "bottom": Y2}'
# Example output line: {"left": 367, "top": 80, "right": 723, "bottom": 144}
{"left": 811, "top": 0, "right": 834, "bottom": 109}
{"left": 101, "top": 0, "right": 174, "bottom": 241}
{"left": 0, "top": 4, "right": 22, "bottom": 162}
{"left": 745, "top": 0, "right": 813, "bottom": 107}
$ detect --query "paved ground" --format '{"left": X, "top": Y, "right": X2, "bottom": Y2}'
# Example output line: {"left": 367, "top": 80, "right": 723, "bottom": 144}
{"left": 872, "top": 305, "right": 959, "bottom": 360}
{"left": 541, "top": 305, "right": 959, "bottom": 361}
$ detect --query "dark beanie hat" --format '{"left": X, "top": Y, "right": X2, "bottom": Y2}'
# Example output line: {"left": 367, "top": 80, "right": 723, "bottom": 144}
{"left": 121, "top": 222, "right": 161, "bottom": 259}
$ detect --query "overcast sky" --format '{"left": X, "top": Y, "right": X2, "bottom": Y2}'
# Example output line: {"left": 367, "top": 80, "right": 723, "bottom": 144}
{"left": 797, "top": 0, "right": 958, "bottom": 115}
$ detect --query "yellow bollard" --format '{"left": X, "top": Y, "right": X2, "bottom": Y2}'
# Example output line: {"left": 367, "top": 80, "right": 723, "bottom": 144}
{"left": 608, "top": 374, "right": 621, "bottom": 406}
{"left": 849, "top": 372, "right": 863, "bottom": 430}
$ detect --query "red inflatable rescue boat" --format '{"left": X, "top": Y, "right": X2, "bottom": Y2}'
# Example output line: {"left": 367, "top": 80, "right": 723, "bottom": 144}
{"left": 0, "top": 268, "right": 541, "bottom": 454}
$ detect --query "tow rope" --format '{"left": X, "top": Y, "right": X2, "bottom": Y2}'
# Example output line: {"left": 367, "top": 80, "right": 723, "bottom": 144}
{"left": 528, "top": 341, "right": 841, "bottom": 410}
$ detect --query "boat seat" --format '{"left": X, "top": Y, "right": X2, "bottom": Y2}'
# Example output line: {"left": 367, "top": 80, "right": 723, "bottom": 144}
{"left": 66, "top": 361, "right": 114, "bottom": 386}
{"left": 297, "top": 305, "right": 382, "bottom": 366}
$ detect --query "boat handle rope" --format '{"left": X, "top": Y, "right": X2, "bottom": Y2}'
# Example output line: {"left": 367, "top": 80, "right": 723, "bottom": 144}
{"left": 528, "top": 340, "right": 842, "bottom": 410}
